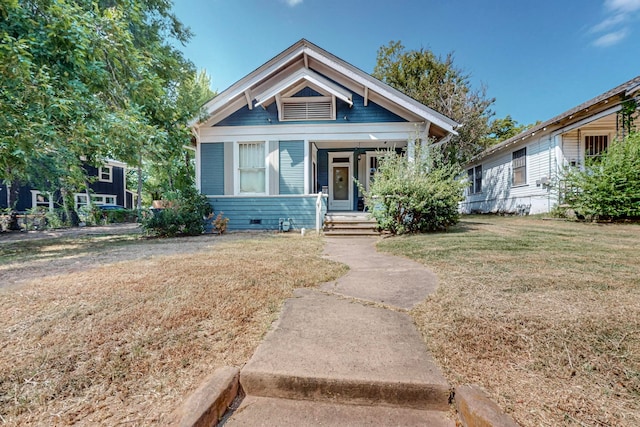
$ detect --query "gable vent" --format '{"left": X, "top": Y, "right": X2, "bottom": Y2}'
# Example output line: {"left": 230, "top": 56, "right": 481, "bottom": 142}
{"left": 279, "top": 96, "right": 335, "bottom": 121}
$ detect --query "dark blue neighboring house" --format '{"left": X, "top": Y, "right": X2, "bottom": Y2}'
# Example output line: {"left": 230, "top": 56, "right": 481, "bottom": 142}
{"left": 1, "top": 160, "right": 134, "bottom": 211}
{"left": 190, "top": 39, "right": 459, "bottom": 231}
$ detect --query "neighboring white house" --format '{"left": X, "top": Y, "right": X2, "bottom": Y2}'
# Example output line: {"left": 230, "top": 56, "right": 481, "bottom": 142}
{"left": 461, "top": 75, "right": 640, "bottom": 215}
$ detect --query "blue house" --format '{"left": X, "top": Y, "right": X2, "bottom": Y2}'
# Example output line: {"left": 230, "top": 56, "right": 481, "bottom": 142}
{"left": 1, "top": 159, "right": 134, "bottom": 211}
{"left": 192, "top": 39, "right": 459, "bottom": 231}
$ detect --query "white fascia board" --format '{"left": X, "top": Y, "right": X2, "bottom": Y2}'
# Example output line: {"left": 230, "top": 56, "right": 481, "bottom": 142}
{"left": 254, "top": 68, "right": 352, "bottom": 107}
{"left": 198, "top": 122, "right": 421, "bottom": 143}
{"left": 303, "top": 47, "right": 458, "bottom": 135}
{"left": 551, "top": 104, "right": 622, "bottom": 137}
{"left": 199, "top": 47, "right": 306, "bottom": 119}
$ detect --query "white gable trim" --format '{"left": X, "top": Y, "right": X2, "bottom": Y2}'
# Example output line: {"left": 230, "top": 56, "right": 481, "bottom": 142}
{"left": 254, "top": 68, "right": 352, "bottom": 108}
{"left": 194, "top": 40, "right": 459, "bottom": 136}
{"left": 301, "top": 46, "right": 457, "bottom": 134}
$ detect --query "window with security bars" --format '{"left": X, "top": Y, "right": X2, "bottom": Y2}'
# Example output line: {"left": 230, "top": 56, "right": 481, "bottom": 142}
{"left": 512, "top": 148, "right": 526, "bottom": 186}
{"left": 585, "top": 135, "right": 608, "bottom": 158}
{"left": 239, "top": 142, "right": 265, "bottom": 193}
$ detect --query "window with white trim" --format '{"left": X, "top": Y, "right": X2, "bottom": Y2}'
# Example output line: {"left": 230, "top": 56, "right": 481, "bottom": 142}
{"left": 238, "top": 142, "right": 266, "bottom": 194}
{"left": 31, "top": 191, "right": 53, "bottom": 209}
{"left": 467, "top": 165, "right": 482, "bottom": 194}
{"left": 512, "top": 148, "right": 526, "bottom": 186}
{"left": 585, "top": 135, "right": 608, "bottom": 158}
{"left": 99, "top": 166, "right": 113, "bottom": 182}
{"left": 75, "top": 193, "right": 117, "bottom": 209}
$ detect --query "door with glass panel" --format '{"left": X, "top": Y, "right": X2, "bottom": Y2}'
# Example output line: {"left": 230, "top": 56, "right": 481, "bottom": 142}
{"left": 328, "top": 152, "right": 353, "bottom": 211}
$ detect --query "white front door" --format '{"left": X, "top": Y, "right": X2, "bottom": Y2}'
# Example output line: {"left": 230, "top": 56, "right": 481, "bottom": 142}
{"left": 328, "top": 152, "right": 353, "bottom": 211}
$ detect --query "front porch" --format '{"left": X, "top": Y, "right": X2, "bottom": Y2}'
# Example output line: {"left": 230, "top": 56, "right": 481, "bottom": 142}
{"left": 313, "top": 139, "right": 405, "bottom": 212}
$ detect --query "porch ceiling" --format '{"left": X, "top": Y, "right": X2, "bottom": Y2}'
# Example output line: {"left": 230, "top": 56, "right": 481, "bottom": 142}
{"left": 313, "top": 140, "right": 407, "bottom": 150}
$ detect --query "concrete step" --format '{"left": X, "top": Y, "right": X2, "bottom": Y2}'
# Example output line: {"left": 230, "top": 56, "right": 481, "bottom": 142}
{"left": 323, "top": 230, "right": 380, "bottom": 236}
{"left": 224, "top": 396, "right": 456, "bottom": 426}
{"left": 324, "top": 223, "right": 378, "bottom": 229}
{"left": 324, "top": 213, "right": 378, "bottom": 236}
{"left": 239, "top": 289, "right": 451, "bottom": 410}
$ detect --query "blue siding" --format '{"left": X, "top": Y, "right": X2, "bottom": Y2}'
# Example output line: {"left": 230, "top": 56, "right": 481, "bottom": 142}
{"left": 84, "top": 164, "right": 126, "bottom": 205}
{"left": 215, "top": 85, "right": 406, "bottom": 127}
{"left": 201, "top": 143, "right": 225, "bottom": 195}
{"left": 279, "top": 141, "right": 304, "bottom": 194}
{"left": 208, "top": 196, "right": 326, "bottom": 231}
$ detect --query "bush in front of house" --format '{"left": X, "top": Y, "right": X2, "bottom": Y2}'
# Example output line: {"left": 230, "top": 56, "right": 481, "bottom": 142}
{"left": 141, "top": 187, "right": 213, "bottom": 237}
{"left": 562, "top": 132, "right": 640, "bottom": 221}
{"left": 362, "top": 144, "right": 466, "bottom": 234}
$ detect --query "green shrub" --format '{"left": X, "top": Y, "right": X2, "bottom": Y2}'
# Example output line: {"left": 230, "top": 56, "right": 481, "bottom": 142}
{"left": 562, "top": 132, "right": 640, "bottom": 220}
{"left": 361, "top": 144, "right": 466, "bottom": 234}
{"left": 141, "top": 187, "right": 212, "bottom": 237}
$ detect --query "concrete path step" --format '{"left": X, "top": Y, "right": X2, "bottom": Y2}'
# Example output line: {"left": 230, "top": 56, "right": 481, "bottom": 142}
{"left": 224, "top": 396, "right": 456, "bottom": 426}
{"left": 239, "top": 289, "right": 450, "bottom": 410}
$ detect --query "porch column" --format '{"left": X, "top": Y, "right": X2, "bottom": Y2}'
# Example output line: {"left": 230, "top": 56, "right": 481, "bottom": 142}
{"left": 304, "top": 139, "right": 310, "bottom": 194}
{"left": 407, "top": 138, "right": 416, "bottom": 162}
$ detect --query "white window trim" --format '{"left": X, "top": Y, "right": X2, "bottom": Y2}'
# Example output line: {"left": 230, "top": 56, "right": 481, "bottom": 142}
{"left": 31, "top": 190, "right": 53, "bottom": 211}
{"left": 365, "top": 151, "right": 386, "bottom": 192}
{"left": 468, "top": 164, "right": 483, "bottom": 195}
{"left": 75, "top": 193, "right": 117, "bottom": 209}
{"left": 233, "top": 141, "right": 269, "bottom": 195}
{"left": 512, "top": 147, "right": 527, "bottom": 187}
{"left": 583, "top": 132, "right": 611, "bottom": 158}
{"left": 99, "top": 165, "right": 113, "bottom": 183}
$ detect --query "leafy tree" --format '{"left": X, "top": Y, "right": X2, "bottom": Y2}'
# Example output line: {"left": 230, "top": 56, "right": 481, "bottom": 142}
{"left": 362, "top": 144, "right": 466, "bottom": 234}
{"left": 562, "top": 132, "right": 640, "bottom": 220}
{"left": 488, "top": 115, "right": 539, "bottom": 144}
{"left": 0, "top": 0, "right": 204, "bottom": 215}
{"left": 373, "top": 41, "right": 495, "bottom": 163}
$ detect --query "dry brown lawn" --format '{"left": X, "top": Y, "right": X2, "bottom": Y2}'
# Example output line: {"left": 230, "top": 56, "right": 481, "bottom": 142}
{"left": 379, "top": 216, "right": 640, "bottom": 427}
{"left": 0, "top": 231, "right": 346, "bottom": 426}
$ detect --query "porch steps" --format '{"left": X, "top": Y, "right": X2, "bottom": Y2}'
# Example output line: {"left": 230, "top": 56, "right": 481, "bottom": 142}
{"left": 323, "top": 212, "right": 379, "bottom": 236}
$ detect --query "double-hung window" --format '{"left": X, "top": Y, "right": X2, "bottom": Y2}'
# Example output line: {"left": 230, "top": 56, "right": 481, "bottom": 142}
{"left": 512, "top": 148, "right": 527, "bottom": 186}
{"left": 238, "top": 142, "right": 266, "bottom": 194}
{"left": 99, "top": 166, "right": 112, "bottom": 182}
{"left": 467, "top": 165, "right": 482, "bottom": 194}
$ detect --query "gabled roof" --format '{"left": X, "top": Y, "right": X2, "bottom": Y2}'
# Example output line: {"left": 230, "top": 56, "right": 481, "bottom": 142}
{"left": 194, "top": 39, "right": 459, "bottom": 137}
{"left": 471, "top": 75, "right": 640, "bottom": 163}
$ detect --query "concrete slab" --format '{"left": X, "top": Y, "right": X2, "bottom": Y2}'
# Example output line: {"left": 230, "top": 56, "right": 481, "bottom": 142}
{"left": 224, "top": 396, "right": 456, "bottom": 426}
{"left": 320, "top": 237, "right": 438, "bottom": 310}
{"left": 240, "top": 289, "right": 450, "bottom": 410}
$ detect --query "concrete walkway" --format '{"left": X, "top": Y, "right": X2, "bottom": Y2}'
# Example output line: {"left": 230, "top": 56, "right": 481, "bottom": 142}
{"left": 225, "top": 237, "right": 453, "bottom": 426}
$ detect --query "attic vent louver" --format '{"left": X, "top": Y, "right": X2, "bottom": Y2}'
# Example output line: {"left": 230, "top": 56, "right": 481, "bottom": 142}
{"left": 279, "top": 96, "right": 335, "bottom": 121}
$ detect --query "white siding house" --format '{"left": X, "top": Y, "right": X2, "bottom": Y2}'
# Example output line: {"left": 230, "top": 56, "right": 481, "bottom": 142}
{"left": 461, "top": 76, "right": 640, "bottom": 215}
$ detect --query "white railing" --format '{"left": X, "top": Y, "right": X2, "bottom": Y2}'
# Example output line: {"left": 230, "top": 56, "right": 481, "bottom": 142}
{"left": 315, "top": 192, "right": 323, "bottom": 234}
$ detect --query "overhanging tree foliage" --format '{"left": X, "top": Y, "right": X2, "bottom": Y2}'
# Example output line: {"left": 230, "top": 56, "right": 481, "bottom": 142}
{"left": 0, "top": 0, "right": 207, "bottom": 214}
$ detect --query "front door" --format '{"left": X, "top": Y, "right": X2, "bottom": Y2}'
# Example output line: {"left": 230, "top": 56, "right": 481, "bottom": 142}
{"left": 328, "top": 152, "right": 353, "bottom": 211}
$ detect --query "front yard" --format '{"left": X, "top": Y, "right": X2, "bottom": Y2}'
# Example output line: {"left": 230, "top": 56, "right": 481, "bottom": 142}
{"left": 0, "top": 231, "right": 346, "bottom": 425}
{"left": 2, "top": 217, "right": 639, "bottom": 426}
{"left": 379, "top": 216, "right": 640, "bottom": 426}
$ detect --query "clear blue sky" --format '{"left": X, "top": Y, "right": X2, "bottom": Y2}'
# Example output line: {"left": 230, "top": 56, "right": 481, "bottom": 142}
{"left": 171, "top": 0, "right": 640, "bottom": 126}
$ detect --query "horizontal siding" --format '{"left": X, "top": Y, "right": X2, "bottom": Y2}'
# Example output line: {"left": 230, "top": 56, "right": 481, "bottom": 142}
{"left": 562, "top": 131, "right": 580, "bottom": 165}
{"left": 208, "top": 196, "right": 327, "bottom": 231}
{"left": 279, "top": 141, "right": 304, "bottom": 194}
{"left": 201, "top": 143, "right": 225, "bottom": 195}
{"left": 215, "top": 87, "right": 406, "bottom": 127}
{"left": 462, "top": 136, "right": 556, "bottom": 215}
